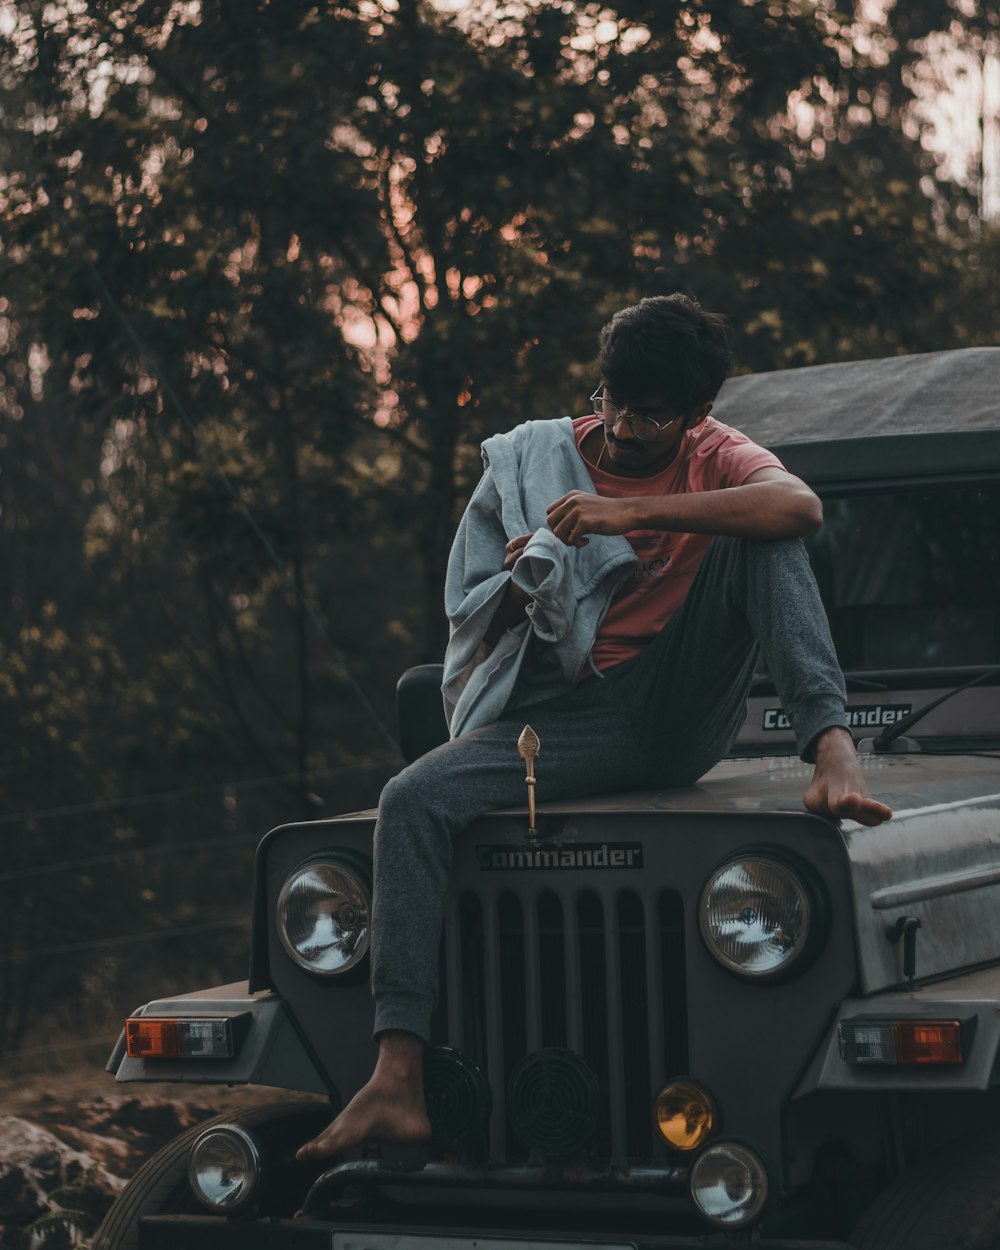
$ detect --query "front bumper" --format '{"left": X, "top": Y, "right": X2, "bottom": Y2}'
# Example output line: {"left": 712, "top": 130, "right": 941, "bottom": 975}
{"left": 139, "top": 1214, "right": 856, "bottom": 1250}
{"left": 302, "top": 1161, "right": 689, "bottom": 1213}
{"left": 140, "top": 1161, "right": 854, "bottom": 1250}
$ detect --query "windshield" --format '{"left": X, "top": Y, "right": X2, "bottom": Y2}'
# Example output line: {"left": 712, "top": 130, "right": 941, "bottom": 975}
{"left": 804, "top": 484, "right": 1000, "bottom": 672}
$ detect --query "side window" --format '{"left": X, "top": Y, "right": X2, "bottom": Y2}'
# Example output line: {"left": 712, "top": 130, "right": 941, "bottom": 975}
{"left": 803, "top": 485, "right": 1000, "bottom": 671}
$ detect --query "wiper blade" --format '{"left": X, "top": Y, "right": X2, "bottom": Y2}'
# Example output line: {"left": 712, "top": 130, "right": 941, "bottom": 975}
{"left": 874, "top": 665, "right": 1000, "bottom": 752}
{"left": 749, "top": 673, "right": 889, "bottom": 696}
{"left": 844, "top": 675, "right": 889, "bottom": 692}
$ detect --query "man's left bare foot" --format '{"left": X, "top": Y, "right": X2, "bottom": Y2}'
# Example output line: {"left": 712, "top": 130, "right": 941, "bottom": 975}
{"left": 296, "top": 1031, "right": 430, "bottom": 1162}
{"left": 804, "top": 726, "right": 893, "bottom": 827}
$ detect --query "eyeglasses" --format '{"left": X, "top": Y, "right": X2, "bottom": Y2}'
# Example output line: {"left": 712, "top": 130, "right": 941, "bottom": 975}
{"left": 589, "top": 386, "right": 681, "bottom": 442}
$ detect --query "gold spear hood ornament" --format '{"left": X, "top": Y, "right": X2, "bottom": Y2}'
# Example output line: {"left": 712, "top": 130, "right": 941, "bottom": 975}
{"left": 517, "top": 724, "right": 540, "bottom": 843}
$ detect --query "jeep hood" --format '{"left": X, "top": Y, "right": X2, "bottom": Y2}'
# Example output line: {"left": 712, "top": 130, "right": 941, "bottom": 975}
{"left": 531, "top": 752, "right": 1000, "bottom": 993}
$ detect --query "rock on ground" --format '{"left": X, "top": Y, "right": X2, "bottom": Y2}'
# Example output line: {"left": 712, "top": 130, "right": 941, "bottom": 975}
{"left": 0, "top": 1116, "right": 123, "bottom": 1249}
{"left": 0, "top": 1093, "right": 246, "bottom": 1249}
{"left": 0, "top": 1073, "right": 325, "bottom": 1249}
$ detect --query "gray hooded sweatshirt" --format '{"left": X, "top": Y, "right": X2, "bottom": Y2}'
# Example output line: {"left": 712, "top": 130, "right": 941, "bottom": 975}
{"left": 443, "top": 418, "right": 637, "bottom": 738}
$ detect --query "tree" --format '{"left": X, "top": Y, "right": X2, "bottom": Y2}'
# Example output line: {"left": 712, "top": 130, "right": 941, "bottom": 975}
{"left": 0, "top": 0, "right": 994, "bottom": 1058}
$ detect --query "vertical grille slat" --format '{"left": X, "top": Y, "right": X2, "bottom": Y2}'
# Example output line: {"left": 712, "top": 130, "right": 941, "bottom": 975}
{"left": 578, "top": 891, "right": 611, "bottom": 1158}
{"left": 482, "top": 893, "right": 508, "bottom": 1160}
{"left": 659, "top": 890, "right": 689, "bottom": 1078}
{"left": 604, "top": 893, "right": 628, "bottom": 1163}
{"left": 644, "top": 896, "right": 667, "bottom": 1096}
{"left": 444, "top": 897, "right": 464, "bottom": 1050}
{"left": 538, "top": 892, "right": 567, "bottom": 1049}
{"left": 618, "top": 891, "right": 652, "bottom": 1160}
{"left": 499, "top": 892, "right": 529, "bottom": 1161}
{"left": 523, "top": 893, "right": 543, "bottom": 1052}
{"left": 563, "top": 891, "right": 584, "bottom": 1054}
{"left": 458, "top": 893, "right": 487, "bottom": 1068}
{"left": 449, "top": 863, "right": 688, "bottom": 1167}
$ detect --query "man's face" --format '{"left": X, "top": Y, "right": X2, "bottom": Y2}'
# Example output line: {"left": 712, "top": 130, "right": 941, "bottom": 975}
{"left": 599, "top": 386, "right": 709, "bottom": 476}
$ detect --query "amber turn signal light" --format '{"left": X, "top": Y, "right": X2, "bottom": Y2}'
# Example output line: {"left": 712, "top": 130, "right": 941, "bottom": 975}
{"left": 126, "top": 1018, "right": 180, "bottom": 1058}
{"left": 125, "top": 1016, "right": 242, "bottom": 1060}
{"left": 838, "top": 1017, "right": 966, "bottom": 1066}
{"left": 653, "top": 1079, "right": 717, "bottom": 1152}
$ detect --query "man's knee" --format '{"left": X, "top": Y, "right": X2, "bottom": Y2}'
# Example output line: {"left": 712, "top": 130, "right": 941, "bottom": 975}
{"left": 378, "top": 766, "right": 428, "bottom": 823}
{"left": 711, "top": 533, "right": 809, "bottom": 584}
{"left": 711, "top": 533, "right": 802, "bottom": 562}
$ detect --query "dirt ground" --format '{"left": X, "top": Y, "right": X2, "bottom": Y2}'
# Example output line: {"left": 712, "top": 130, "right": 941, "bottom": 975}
{"left": 0, "top": 1063, "right": 314, "bottom": 1131}
{"left": 0, "top": 1063, "right": 328, "bottom": 1248}
{"left": 1, "top": 1062, "right": 328, "bottom": 1169}
{"left": 3, "top": 1059, "right": 320, "bottom": 1121}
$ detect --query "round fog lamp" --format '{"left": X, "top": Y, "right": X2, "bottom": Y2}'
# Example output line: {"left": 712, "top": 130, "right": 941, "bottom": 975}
{"left": 188, "top": 1125, "right": 262, "bottom": 1213}
{"left": 654, "top": 1080, "right": 716, "bottom": 1152}
{"left": 277, "top": 858, "right": 371, "bottom": 977}
{"left": 690, "top": 1140, "right": 768, "bottom": 1228}
{"left": 699, "top": 855, "right": 813, "bottom": 978}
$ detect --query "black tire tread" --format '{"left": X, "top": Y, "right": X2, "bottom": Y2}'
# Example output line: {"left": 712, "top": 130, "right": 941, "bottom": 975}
{"left": 850, "top": 1135, "right": 1000, "bottom": 1250}
{"left": 90, "top": 1100, "right": 318, "bottom": 1250}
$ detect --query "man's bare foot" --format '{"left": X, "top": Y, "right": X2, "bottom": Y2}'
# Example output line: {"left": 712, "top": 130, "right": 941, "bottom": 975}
{"left": 804, "top": 727, "right": 893, "bottom": 827}
{"left": 296, "top": 1031, "right": 431, "bottom": 1162}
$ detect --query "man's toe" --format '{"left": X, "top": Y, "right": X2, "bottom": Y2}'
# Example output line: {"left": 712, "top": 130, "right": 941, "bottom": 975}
{"left": 297, "top": 1124, "right": 342, "bottom": 1162}
{"left": 834, "top": 793, "right": 892, "bottom": 826}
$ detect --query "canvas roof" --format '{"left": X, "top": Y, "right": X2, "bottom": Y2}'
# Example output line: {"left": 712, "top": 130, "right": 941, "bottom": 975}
{"left": 711, "top": 347, "right": 1000, "bottom": 486}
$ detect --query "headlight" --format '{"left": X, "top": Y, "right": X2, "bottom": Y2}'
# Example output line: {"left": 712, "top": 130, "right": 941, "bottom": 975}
{"left": 188, "top": 1126, "right": 262, "bottom": 1212}
{"left": 699, "top": 852, "right": 822, "bottom": 979}
{"left": 689, "top": 1140, "right": 768, "bottom": 1228}
{"left": 276, "top": 856, "right": 372, "bottom": 977}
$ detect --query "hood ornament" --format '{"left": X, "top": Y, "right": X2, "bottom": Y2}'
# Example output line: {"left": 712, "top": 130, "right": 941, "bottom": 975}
{"left": 517, "top": 724, "right": 540, "bottom": 845}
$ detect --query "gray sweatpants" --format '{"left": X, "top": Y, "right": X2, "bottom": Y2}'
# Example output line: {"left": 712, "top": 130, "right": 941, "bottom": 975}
{"left": 371, "top": 535, "right": 848, "bottom": 1041}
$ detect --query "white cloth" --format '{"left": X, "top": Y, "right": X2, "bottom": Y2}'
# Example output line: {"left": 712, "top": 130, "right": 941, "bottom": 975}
{"left": 442, "top": 418, "right": 635, "bottom": 738}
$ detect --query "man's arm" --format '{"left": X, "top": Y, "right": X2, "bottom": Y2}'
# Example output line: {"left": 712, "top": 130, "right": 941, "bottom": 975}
{"left": 545, "top": 468, "right": 822, "bottom": 547}
{"left": 482, "top": 533, "right": 533, "bottom": 645}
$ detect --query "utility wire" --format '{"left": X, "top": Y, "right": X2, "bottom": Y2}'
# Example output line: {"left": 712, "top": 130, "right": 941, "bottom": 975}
{"left": 0, "top": 833, "right": 259, "bottom": 884}
{"left": 0, "top": 761, "right": 385, "bottom": 828}
{"left": 4, "top": 1034, "right": 119, "bottom": 1059}
{"left": 31, "top": 164, "right": 401, "bottom": 758}
{"left": 7, "top": 917, "right": 250, "bottom": 962}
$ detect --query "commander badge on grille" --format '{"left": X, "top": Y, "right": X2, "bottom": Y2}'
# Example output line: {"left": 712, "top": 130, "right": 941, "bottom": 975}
{"left": 517, "top": 724, "right": 540, "bottom": 845}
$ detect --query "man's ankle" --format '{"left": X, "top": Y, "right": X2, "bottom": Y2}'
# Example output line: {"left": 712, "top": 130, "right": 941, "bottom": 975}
{"left": 813, "top": 725, "right": 855, "bottom": 758}
{"left": 375, "top": 1030, "right": 425, "bottom": 1080}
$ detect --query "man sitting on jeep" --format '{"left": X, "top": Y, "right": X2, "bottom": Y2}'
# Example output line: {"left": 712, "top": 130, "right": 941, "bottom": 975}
{"left": 297, "top": 294, "right": 892, "bottom": 1161}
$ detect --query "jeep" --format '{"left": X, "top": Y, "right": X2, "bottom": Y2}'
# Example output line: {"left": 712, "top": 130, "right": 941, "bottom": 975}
{"left": 94, "top": 347, "right": 1000, "bottom": 1250}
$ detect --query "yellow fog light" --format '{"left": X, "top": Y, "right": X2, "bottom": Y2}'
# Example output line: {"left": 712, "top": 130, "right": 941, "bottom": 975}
{"left": 654, "top": 1079, "right": 717, "bottom": 1152}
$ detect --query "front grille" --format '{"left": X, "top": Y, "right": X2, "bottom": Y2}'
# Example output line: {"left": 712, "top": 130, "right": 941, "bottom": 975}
{"left": 434, "top": 885, "right": 688, "bottom": 1165}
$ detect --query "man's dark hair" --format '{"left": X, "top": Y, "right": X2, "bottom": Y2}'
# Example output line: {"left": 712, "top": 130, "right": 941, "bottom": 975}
{"left": 598, "top": 294, "right": 733, "bottom": 415}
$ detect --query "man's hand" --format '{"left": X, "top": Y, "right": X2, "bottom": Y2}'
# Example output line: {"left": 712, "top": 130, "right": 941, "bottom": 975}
{"left": 503, "top": 533, "right": 533, "bottom": 571}
{"left": 546, "top": 494, "right": 635, "bottom": 548}
{"left": 482, "top": 533, "right": 533, "bottom": 646}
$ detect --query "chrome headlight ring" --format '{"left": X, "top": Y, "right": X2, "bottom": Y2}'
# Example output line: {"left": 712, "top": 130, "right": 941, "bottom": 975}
{"left": 690, "top": 1139, "right": 769, "bottom": 1228}
{"left": 276, "top": 853, "right": 372, "bottom": 980}
{"left": 188, "top": 1125, "right": 263, "bottom": 1213}
{"left": 698, "top": 847, "right": 828, "bottom": 981}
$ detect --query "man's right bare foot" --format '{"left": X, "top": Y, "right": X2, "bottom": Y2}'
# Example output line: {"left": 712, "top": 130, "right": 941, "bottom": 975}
{"left": 296, "top": 1031, "right": 431, "bottom": 1162}
{"left": 804, "top": 726, "right": 893, "bottom": 827}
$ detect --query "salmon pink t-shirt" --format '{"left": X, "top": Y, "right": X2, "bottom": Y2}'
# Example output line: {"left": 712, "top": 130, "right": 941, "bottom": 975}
{"left": 573, "top": 415, "right": 784, "bottom": 671}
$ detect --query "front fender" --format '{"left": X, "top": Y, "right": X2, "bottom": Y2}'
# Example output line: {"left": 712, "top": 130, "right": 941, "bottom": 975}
{"left": 107, "top": 981, "right": 334, "bottom": 1098}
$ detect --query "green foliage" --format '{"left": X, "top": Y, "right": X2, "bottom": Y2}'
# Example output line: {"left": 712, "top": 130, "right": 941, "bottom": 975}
{"left": 0, "top": 0, "right": 996, "bottom": 1058}
{"left": 19, "top": 1162, "right": 114, "bottom": 1249}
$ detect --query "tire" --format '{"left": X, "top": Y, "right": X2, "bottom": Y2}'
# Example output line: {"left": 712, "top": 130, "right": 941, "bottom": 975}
{"left": 90, "top": 1099, "right": 332, "bottom": 1250}
{"left": 849, "top": 1134, "right": 1000, "bottom": 1250}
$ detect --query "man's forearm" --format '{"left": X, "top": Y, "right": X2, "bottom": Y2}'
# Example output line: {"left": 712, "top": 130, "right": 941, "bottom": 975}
{"left": 623, "top": 479, "right": 822, "bottom": 539}
{"left": 546, "top": 472, "right": 822, "bottom": 547}
{"left": 482, "top": 580, "right": 531, "bottom": 646}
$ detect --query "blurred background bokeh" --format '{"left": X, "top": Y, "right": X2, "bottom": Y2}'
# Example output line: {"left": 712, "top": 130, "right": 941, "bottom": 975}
{"left": 0, "top": 0, "right": 998, "bottom": 1075}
